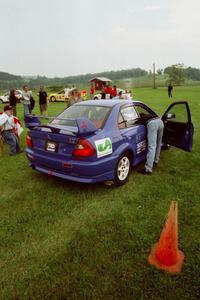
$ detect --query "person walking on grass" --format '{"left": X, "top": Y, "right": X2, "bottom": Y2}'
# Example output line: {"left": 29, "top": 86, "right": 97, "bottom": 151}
{"left": 168, "top": 82, "right": 173, "bottom": 98}
{"left": 0, "top": 105, "right": 22, "bottom": 156}
{"left": 39, "top": 85, "right": 48, "bottom": 117}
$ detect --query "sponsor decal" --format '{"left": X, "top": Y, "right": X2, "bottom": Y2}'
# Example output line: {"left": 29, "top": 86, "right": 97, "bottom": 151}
{"left": 137, "top": 140, "right": 146, "bottom": 154}
{"left": 95, "top": 138, "right": 112, "bottom": 158}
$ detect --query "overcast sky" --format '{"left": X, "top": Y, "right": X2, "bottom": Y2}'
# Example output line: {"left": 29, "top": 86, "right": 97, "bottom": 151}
{"left": 1, "top": 0, "right": 200, "bottom": 77}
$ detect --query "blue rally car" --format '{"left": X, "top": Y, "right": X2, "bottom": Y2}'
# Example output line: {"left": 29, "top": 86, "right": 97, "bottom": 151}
{"left": 25, "top": 100, "right": 193, "bottom": 186}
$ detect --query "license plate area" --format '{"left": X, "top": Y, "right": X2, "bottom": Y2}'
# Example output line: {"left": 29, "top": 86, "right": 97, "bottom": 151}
{"left": 45, "top": 141, "right": 58, "bottom": 153}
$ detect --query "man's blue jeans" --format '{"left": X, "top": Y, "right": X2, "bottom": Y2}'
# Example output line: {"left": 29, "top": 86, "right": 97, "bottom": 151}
{"left": 145, "top": 118, "right": 164, "bottom": 173}
{"left": 23, "top": 104, "right": 31, "bottom": 116}
{"left": 3, "top": 131, "right": 21, "bottom": 155}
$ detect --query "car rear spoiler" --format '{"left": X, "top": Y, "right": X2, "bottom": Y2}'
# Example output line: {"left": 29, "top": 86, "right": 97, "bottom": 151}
{"left": 24, "top": 114, "right": 98, "bottom": 135}
{"left": 24, "top": 114, "right": 41, "bottom": 129}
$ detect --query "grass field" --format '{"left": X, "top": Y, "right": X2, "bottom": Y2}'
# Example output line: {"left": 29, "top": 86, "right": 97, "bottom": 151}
{"left": 0, "top": 86, "right": 200, "bottom": 300}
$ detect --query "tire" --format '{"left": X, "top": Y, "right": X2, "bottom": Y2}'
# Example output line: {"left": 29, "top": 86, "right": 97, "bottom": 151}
{"left": 50, "top": 96, "right": 56, "bottom": 102}
{"left": 113, "top": 152, "right": 132, "bottom": 186}
{"left": 162, "top": 143, "right": 170, "bottom": 150}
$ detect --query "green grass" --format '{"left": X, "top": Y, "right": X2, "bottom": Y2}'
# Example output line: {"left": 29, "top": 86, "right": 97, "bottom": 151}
{"left": 0, "top": 86, "right": 200, "bottom": 299}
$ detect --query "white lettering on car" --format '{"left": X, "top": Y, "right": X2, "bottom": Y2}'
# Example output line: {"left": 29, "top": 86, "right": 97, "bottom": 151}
{"left": 137, "top": 140, "right": 146, "bottom": 154}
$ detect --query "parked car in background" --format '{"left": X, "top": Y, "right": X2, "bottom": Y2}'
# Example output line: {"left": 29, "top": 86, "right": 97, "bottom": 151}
{"left": 48, "top": 90, "right": 66, "bottom": 102}
{"left": 48, "top": 88, "right": 87, "bottom": 102}
{"left": 0, "top": 90, "right": 22, "bottom": 104}
{"left": 25, "top": 100, "right": 193, "bottom": 186}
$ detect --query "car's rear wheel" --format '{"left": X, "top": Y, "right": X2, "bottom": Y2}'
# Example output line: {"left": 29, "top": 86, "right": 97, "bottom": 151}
{"left": 113, "top": 152, "right": 132, "bottom": 186}
{"left": 50, "top": 96, "right": 56, "bottom": 102}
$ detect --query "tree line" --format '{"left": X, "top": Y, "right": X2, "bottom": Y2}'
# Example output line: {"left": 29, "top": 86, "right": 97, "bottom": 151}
{"left": 163, "top": 64, "right": 200, "bottom": 85}
{"left": 0, "top": 65, "right": 200, "bottom": 90}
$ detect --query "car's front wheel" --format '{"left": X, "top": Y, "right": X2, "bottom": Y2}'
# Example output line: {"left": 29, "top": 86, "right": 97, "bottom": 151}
{"left": 50, "top": 96, "right": 56, "bottom": 102}
{"left": 113, "top": 152, "right": 132, "bottom": 186}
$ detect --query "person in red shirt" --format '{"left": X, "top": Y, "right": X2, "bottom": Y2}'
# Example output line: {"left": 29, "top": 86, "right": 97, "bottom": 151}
{"left": 90, "top": 85, "right": 95, "bottom": 99}
{"left": 105, "top": 84, "right": 112, "bottom": 99}
{"left": 112, "top": 85, "right": 117, "bottom": 98}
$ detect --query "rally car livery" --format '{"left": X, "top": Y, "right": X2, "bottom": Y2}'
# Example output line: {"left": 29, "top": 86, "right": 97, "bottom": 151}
{"left": 25, "top": 100, "right": 193, "bottom": 186}
{"left": 48, "top": 90, "right": 66, "bottom": 102}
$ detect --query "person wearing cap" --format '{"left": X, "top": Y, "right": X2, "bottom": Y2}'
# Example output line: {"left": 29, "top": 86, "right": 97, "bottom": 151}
{"left": 0, "top": 105, "right": 22, "bottom": 156}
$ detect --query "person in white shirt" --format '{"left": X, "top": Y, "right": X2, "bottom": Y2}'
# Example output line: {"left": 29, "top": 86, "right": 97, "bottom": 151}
{"left": 21, "top": 85, "right": 32, "bottom": 116}
{"left": 64, "top": 87, "right": 70, "bottom": 101}
{"left": 0, "top": 105, "right": 22, "bottom": 156}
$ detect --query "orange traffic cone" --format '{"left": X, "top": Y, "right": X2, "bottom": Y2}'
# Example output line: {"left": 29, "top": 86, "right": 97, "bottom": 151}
{"left": 148, "top": 201, "right": 184, "bottom": 273}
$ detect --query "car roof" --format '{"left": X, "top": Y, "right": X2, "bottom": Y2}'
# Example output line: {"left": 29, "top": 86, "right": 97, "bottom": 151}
{"left": 74, "top": 99, "right": 143, "bottom": 108}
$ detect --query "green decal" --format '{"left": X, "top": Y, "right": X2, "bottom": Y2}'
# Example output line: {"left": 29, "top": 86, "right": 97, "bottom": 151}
{"left": 95, "top": 138, "right": 113, "bottom": 158}
{"left": 98, "top": 139, "right": 111, "bottom": 152}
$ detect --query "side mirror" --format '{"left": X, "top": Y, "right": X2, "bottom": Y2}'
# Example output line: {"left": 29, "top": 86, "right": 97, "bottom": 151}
{"left": 166, "top": 113, "right": 176, "bottom": 120}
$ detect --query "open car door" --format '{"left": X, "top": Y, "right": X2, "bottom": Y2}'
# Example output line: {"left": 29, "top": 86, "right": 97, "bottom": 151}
{"left": 162, "top": 101, "right": 194, "bottom": 152}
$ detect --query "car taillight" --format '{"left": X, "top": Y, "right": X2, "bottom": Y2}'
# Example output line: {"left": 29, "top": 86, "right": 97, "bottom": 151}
{"left": 26, "top": 133, "right": 33, "bottom": 148}
{"left": 73, "top": 138, "right": 95, "bottom": 157}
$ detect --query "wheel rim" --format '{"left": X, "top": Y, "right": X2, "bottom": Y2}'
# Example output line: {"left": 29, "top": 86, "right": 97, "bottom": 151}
{"left": 117, "top": 156, "right": 130, "bottom": 181}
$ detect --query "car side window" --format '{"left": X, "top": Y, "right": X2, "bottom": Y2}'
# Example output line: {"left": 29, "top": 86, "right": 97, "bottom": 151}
{"left": 134, "top": 105, "right": 156, "bottom": 122}
{"left": 118, "top": 112, "right": 126, "bottom": 129}
{"left": 118, "top": 106, "right": 138, "bottom": 128}
{"left": 163, "top": 105, "right": 188, "bottom": 123}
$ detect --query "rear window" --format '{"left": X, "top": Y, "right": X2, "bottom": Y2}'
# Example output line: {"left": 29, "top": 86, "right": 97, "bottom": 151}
{"left": 51, "top": 105, "right": 111, "bottom": 129}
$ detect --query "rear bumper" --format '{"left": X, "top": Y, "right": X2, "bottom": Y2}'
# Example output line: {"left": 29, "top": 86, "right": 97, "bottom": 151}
{"left": 26, "top": 149, "right": 116, "bottom": 183}
{"left": 33, "top": 165, "right": 114, "bottom": 183}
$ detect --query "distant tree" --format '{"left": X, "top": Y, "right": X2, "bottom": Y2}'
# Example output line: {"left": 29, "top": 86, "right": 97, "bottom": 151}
{"left": 163, "top": 66, "right": 171, "bottom": 75}
{"left": 157, "top": 69, "right": 163, "bottom": 75}
{"left": 185, "top": 67, "right": 200, "bottom": 81}
{"left": 164, "top": 64, "right": 186, "bottom": 85}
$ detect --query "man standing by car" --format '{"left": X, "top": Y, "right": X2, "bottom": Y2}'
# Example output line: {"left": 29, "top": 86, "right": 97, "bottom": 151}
{"left": 39, "top": 85, "right": 48, "bottom": 117}
{"left": 0, "top": 105, "right": 22, "bottom": 156}
{"left": 138, "top": 117, "right": 164, "bottom": 174}
{"left": 21, "top": 85, "right": 32, "bottom": 116}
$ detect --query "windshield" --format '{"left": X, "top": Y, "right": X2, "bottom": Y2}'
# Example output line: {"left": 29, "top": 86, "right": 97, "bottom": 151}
{"left": 51, "top": 105, "right": 111, "bottom": 129}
